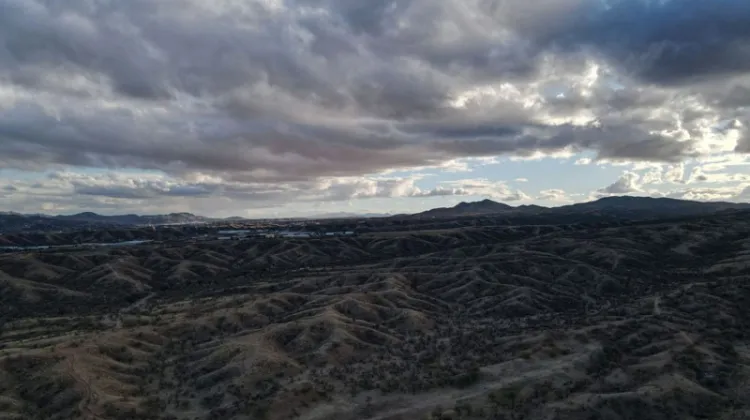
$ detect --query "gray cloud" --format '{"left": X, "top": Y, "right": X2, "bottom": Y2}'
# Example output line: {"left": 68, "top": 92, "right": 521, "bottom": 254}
{"left": 733, "top": 120, "right": 750, "bottom": 153}
{"left": 73, "top": 182, "right": 217, "bottom": 200}
{"left": 0, "top": 0, "right": 748, "bottom": 190}
{"left": 552, "top": 0, "right": 750, "bottom": 85}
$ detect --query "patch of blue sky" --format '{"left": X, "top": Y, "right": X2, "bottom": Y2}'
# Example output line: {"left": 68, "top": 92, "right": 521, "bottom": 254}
{"left": 409, "top": 153, "right": 624, "bottom": 196}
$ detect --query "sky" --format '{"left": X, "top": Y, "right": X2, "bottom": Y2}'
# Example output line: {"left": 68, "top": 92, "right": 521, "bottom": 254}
{"left": 1, "top": 0, "right": 750, "bottom": 217}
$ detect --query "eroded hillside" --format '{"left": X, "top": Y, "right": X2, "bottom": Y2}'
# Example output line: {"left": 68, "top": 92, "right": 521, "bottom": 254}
{"left": 2, "top": 214, "right": 750, "bottom": 419}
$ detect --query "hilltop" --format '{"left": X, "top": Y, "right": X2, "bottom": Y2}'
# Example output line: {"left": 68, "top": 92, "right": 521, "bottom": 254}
{"left": 409, "top": 199, "right": 518, "bottom": 218}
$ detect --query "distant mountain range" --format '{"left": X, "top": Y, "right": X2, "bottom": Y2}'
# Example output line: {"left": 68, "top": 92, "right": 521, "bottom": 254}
{"left": 306, "top": 211, "right": 392, "bottom": 219}
{"left": 3, "top": 196, "right": 750, "bottom": 233}
{"left": 405, "top": 196, "right": 750, "bottom": 220}
{"left": 55, "top": 212, "right": 211, "bottom": 225}
{"left": 0, "top": 211, "right": 215, "bottom": 233}
{"left": 0, "top": 209, "right": 391, "bottom": 233}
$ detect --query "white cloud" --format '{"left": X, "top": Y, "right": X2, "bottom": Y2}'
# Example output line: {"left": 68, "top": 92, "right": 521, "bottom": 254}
{"left": 669, "top": 186, "right": 743, "bottom": 202}
{"left": 663, "top": 163, "right": 685, "bottom": 184}
{"left": 537, "top": 189, "right": 571, "bottom": 202}
{"left": 437, "top": 178, "right": 530, "bottom": 202}
{"left": 686, "top": 167, "right": 750, "bottom": 184}
{"left": 640, "top": 168, "right": 663, "bottom": 185}
{"left": 597, "top": 171, "right": 641, "bottom": 195}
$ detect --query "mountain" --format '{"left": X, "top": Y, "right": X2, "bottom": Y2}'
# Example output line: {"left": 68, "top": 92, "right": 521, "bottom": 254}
{"left": 4, "top": 196, "right": 750, "bottom": 234}
{"left": 411, "top": 199, "right": 514, "bottom": 218}
{"left": 406, "top": 196, "right": 750, "bottom": 221}
{"left": 0, "top": 213, "right": 92, "bottom": 233}
{"left": 56, "top": 212, "right": 210, "bottom": 226}
{"left": 514, "top": 204, "right": 548, "bottom": 213}
{"left": 552, "top": 196, "right": 750, "bottom": 218}
{"left": 0, "top": 212, "right": 214, "bottom": 233}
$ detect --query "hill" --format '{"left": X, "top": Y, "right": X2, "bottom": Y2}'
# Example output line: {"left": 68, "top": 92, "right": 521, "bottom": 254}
{"left": 2, "top": 210, "right": 750, "bottom": 419}
{"left": 0, "top": 212, "right": 218, "bottom": 233}
{"left": 557, "top": 195, "right": 750, "bottom": 217}
{"left": 411, "top": 199, "right": 516, "bottom": 218}
{"left": 407, "top": 196, "right": 750, "bottom": 221}
{"left": 56, "top": 212, "right": 211, "bottom": 225}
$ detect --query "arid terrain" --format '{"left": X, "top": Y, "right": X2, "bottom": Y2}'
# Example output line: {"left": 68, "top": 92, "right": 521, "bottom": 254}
{"left": 3, "top": 202, "right": 750, "bottom": 419}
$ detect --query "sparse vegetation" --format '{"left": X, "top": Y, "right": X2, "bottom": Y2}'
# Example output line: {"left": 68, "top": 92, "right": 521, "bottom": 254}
{"left": 2, "top": 210, "right": 750, "bottom": 419}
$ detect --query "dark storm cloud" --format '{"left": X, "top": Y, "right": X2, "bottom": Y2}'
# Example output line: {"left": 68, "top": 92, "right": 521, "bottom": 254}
{"left": 556, "top": 0, "right": 750, "bottom": 85}
{"left": 427, "top": 123, "right": 695, "bottom": 162}
{"left": 410, "top": 124, "right": 523, "bottom": 140}
{"left": 0, "top": 0, "right": 748, "bottom": 187}
{"left": 582, "top": 127, "right": 697, "bottom": 163}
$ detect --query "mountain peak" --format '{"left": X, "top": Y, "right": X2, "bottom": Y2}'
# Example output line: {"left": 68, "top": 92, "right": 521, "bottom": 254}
{"left": 455, "top": 199, "right": 506, "bottom": 209}
{"left": 411, "top": 199, "right": 514, "bottom": 218}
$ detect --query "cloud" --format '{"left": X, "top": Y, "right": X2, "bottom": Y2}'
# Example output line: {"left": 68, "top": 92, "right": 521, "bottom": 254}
{"left": 529, "top": 0, "right": 750, "bottom": 85}
{"left": 411, "top": 187, "right": 469, "bottom": 198}
{"left": 436, "top": 178, "right": 529, "bottom": 201}
{"left": 733, "top": 186, "right": 750, "bottom": 201}
{"left": 663, "top": 163, "right": 686, "bottom": 184}
{"left": 2, "top": 1, "right": 748, "bottom": 172}
{"left": 537, "top": 189, "right": 571, "bottom": 202}
{"left": 639, "top": 168, "right": 663, "bottom": 185}
{"left": 686, "top": 167, "right": 750, "bottom": 184}
{"left": 316, "top": 177, "right": 425, "bottom": 201}
{"left": 597, "top": 171, "right": 641, "bottom": 195}
{"left": 3, "top": 169, "right": 535, "bottom": 216}
{"left": 2, "top": 0, "right": 750, "bottom": 213}
{"left": 669, "top": 186, "right": 743, "bottom": 202}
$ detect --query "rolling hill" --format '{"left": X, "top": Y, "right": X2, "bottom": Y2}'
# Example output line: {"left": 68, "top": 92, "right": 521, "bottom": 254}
{"left": 2, "top": 210, "right": 750, "bottom": 419}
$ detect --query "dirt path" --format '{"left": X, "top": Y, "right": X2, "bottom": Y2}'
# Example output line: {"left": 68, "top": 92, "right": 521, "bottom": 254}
{"left": 115, "top": 292, "right": 156, "bottom": 329}
{"left": 66, "top": 353, "right": 102, "bottom": 420}
{"left": 123, "top": 292, "right": 156, "bottom": 314}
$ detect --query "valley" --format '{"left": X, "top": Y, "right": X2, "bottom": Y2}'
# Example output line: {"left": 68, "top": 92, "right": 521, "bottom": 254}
{"left": 2, "top": 200, "right": 750, "bottom": 419}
